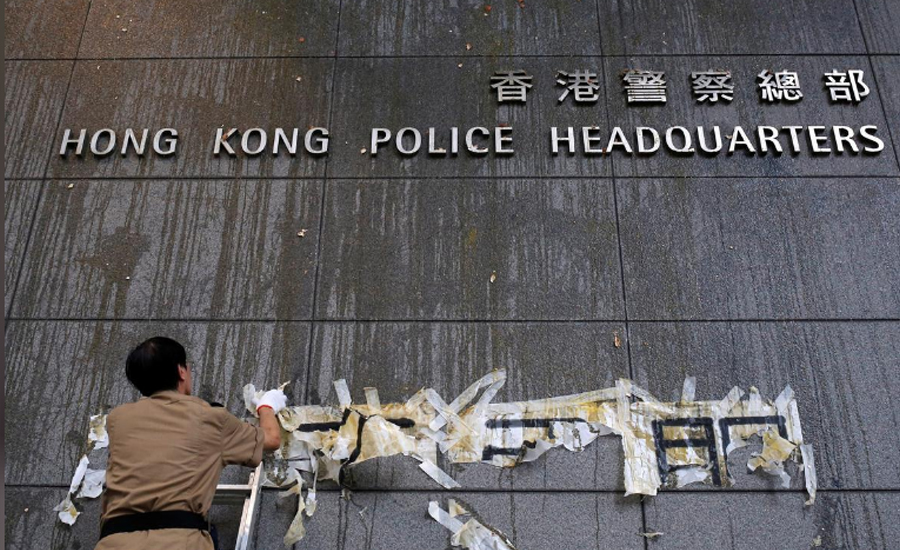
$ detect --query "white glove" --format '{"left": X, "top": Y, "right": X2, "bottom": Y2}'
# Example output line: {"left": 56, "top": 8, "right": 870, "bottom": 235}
{"left": 253, "top": 389, "right": 287, "bottom": 414}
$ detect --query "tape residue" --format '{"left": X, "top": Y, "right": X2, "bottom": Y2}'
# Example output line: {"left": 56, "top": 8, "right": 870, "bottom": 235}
{"left": 58, "top": 373, "right": 816, "bottom": 545}
{"left": 55, "top": 414, "right": 107, "bottom": 525}
{"left": 429, "top": 500, "right": 518, "bottom": 550}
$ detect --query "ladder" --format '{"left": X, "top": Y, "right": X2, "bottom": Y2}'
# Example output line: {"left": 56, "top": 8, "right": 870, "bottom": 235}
{"left": 213, "top": 464, "right": 264, "bottom": 550}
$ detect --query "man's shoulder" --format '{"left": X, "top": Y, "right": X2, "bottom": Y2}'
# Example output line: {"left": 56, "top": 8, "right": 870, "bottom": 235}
{"left": 196, "top": 399, "right": 243, "bottom": 422}
{"left": 109, "top": 394, "right": 246, "bottom": 432}
{"left": 175, "top": 394, "right": 226, "bottom": 422}
{"left": 108, "top": 399, "right": 142, "bottom": 418}
{"left": 111, "top": 393, "right": 214, "bottom": 416}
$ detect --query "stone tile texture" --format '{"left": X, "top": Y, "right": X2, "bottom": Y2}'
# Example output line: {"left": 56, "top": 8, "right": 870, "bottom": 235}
{"left": 318, "top": 179, "right": 623, "bottom": 320}
{"left": 339, "top": 0, "right": 602, "bottom": 56}
{"left": 645, "top": 492, "right": 900, "bottom": 550}
{"left": 617, "top": 178, "right": 900, "bottom": 320}
{"left": 5, "top": 61, "right": 73, "bottom": 179}
{"left": 871, "top": 57, "right": 900, "bottom": 170}
{"left": 4, "top": 181, "right": 42, "bottom": 316}
{"left": 598, "top": 0, "right": 867, "bottom": 55}
{"left": 78, "top": 0, "right": 341, "bottom": 58}
{"left": 294, "top": 491, "right": 644, "bottom": 550}
{"left": 13, "top": 179, "right": 321, "bottom": 320}
{"left": 4, "top": 0, "right": 90, "bottom": 59}
{"left": 855, "top": 0, "right": 900, "bottom": 53}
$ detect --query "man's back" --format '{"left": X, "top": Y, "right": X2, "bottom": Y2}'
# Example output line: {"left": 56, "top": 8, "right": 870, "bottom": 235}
{"left": 97, "top": 390, "right": 263, "bottom": 550}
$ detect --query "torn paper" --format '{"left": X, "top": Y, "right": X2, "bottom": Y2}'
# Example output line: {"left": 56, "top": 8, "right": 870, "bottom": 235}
{"left": 76, "top": 468, "right": 106, "bottom": 499}
{"left": 280, "top": 477, "right": 307, "bottom": 546}
{"left": 429, "top": 500, "right": 517, "bottom": 550}
{"left": 800, "top": 444, "right": 817, "bottom": 506}
{"left": 254, "top": 372, "right": 815, "bottom": 540}
{"left": 59, "top": 372, "right": 817, "bottom": 546}
{"left": 54, "top": 414, "right": 110, "bottom": 527}
{"left": 54, "top": 494, "right": 80, "bottom": 525}
{"left": 69, "top": 455, "right": 89, "bottom": 493}
{"left": 88, "top": 414, "right": 109, "bottom": 449}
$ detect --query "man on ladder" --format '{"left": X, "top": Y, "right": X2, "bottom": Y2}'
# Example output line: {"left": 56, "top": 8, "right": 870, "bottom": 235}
{"left": 94, "top": 336, "right": 285, "bottom": 550}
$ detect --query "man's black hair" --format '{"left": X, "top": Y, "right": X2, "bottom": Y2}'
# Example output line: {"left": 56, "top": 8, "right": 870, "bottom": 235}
{"left": 125, "top": 336, "right": 186, "bottom": 396}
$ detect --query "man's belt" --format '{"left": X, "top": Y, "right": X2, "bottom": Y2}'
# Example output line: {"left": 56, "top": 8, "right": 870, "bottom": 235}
{"left": 99, "top": 510, "right": 210, "bottom": 539}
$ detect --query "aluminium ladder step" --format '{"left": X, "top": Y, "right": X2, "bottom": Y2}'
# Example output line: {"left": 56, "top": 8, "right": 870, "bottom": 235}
{"left": 213, "top": 463, "right": 264, "bottom": 550}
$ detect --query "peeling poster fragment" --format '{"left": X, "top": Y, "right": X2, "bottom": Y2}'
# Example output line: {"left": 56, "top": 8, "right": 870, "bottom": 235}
{"left": 429, "top": 500, "right": 517, "bottom": 550}
{"left": 59, "top": 372, "right": 816, "bottom": 546}
{"left": 54, "top": 414, "right": 107, "bottom": 525}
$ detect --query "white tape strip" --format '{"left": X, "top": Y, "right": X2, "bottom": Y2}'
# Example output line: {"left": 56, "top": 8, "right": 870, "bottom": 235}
{"left": 718, "top": 386, "right": 745, "bottom": 415}
{"left": 774, "top": 385, "right": 794, "bottom": 414}
{"left": 429, "top": 370, "right": 507, "bottom": 433}
{"left": 681, "top": 376, "right": 696, "bottom": 403}
{"left": 333, "top": 379, "right": 352, "bottom": 408}
{"left": 429, "top": 501, "right": 518, "bottom": 550}
{"left": 364, "top": 387, "right": 382, "bottom": 414}
{"left": 426, "top": 389, "right": 475, "bottom": 435}
{"left": 801, "top": 444, "right": 817, "bottom": 505}
{"left": 69, "top": 455, "right": 89, "bottom": 493}
{"left": 429, "top": 500, "right": 464, "bottom": 532}
{"left": 418, "top": 459, "right": 460, "bottom": 489}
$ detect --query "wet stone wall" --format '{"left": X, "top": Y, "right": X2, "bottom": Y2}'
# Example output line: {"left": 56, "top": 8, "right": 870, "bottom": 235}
{"left": 5, "top": 1, "right": 900, "bottom": 549}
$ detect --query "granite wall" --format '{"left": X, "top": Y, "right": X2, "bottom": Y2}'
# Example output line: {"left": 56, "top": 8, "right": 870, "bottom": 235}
{"left": 5, "top": 0, "right": 900, "bottom": 548}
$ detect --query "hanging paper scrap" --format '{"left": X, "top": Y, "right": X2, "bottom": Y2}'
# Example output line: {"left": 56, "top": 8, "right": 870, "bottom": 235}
{"left": 57, "top": 372, "right": 816, "bottom": 545}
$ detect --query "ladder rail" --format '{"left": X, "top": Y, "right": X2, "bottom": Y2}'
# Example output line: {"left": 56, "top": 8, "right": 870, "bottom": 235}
{"left": 213, "top": 463, "right": 264, "bottom": 550}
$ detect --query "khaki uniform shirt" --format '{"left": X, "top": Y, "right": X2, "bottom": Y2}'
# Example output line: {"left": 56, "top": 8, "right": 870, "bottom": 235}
{"left": 95, "top": 391, "right": 264, "bottom": 550}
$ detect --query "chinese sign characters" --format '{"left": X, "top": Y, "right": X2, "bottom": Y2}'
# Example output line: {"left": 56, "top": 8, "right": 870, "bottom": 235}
{"left": 824, "top": 69, "right": 870, "bottom": 103}
{"left": 490, "top": 68, "right": 872, "bottom": 106}
{"left": 489, "top": 70, "right": 533, "bottom": 102}
{"left": 758, "top": 70, "right": 803, "bottom": 102}
{"left": 56, "top": 68, "right": 886, "bottom": 161}
{"left": 622, "top": 70, "right": 668, "bottom": 104}
{"left": 555, "top": 70, "right": 601, "bottom": 103}
{"left": 691, "top": 71, "right": 734, "bottom": 103}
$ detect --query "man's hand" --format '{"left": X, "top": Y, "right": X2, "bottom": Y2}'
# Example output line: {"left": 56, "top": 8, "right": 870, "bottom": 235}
{"left": 252, "top": 389, "right": 287, "bottom": 451}
{"left": 253, "top": 389, "right": 287, "bottom": 414}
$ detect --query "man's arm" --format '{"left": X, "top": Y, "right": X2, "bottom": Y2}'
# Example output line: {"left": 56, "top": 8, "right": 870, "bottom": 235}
{"left": 253, "top": 389, "right": 288, "bottom": 452}
{"left": 258, "top": 407, "right": 281, "bottom": 451}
